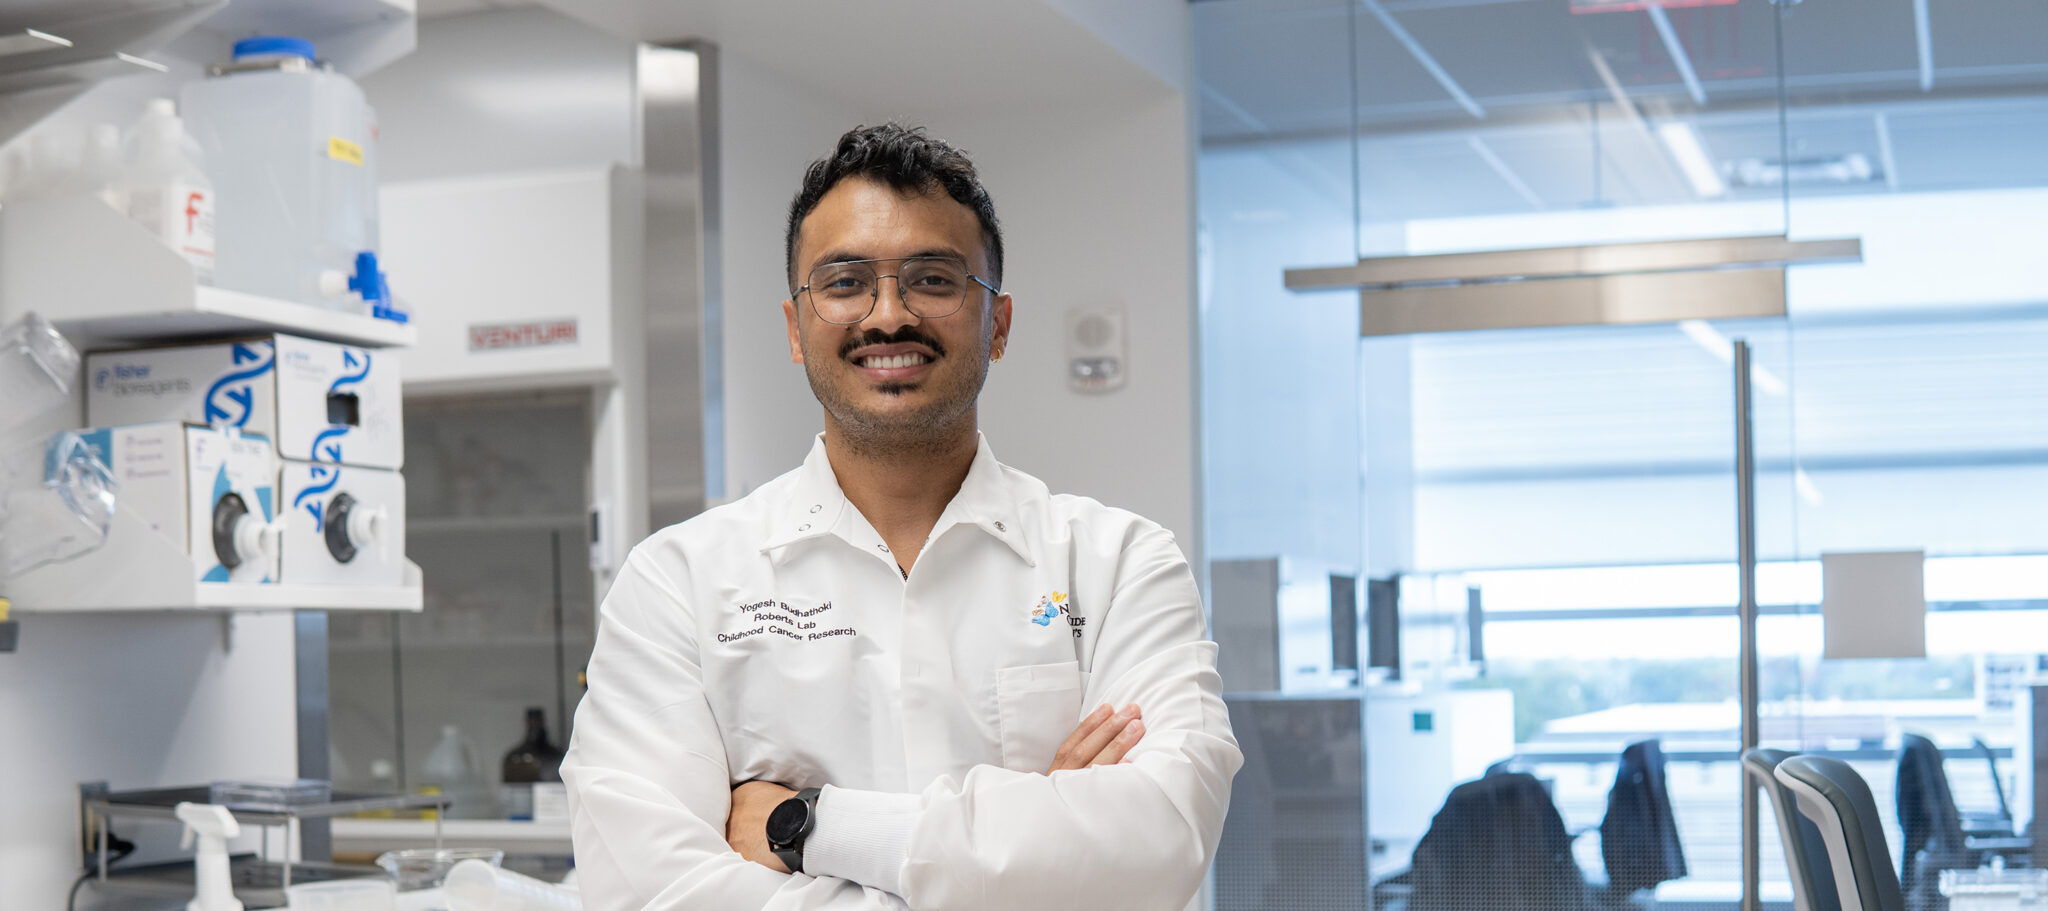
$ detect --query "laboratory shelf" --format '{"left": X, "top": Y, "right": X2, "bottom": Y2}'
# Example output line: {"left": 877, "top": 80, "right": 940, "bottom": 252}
{"left": 0, "top": 198, "right": 417, "bottom": 351}
{"left": 332, "top": 818, "right": 575, "bottom": 855}
{"left": 86, "top": 786, "right": 448, "bottom": 907}
{"left": 8, "top": 507, "right": 424, "bottom": 613}
{"left": 408, "top": 514, "right": 589, "bottom": 535}
{"left": 88, "top": 855, "right": 384, "bottom": 907}
{"left": 89, "top": 785, "right": 449, "bottom": 824}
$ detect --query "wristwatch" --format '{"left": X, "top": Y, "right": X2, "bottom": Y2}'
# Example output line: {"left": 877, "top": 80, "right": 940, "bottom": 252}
{"left": 765, "top": 787, "right": 822, "bottom": 874}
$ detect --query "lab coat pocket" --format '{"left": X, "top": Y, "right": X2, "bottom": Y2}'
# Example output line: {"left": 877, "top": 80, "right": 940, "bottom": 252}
{"left": 995, "top": 661, "right": 1087, "bottom": 773}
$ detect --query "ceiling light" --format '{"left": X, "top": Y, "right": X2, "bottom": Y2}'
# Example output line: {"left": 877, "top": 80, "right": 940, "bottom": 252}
{"left": 1657, "top": 123, "right": 1725, "bottom": 198}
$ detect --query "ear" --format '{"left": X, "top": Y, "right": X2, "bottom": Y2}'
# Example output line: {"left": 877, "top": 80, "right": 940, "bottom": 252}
{"left": 990, "top": 292, "right": 1013, "bottom": 358}
{"left": 783, "top": 299, "right": 804, "bottom": 364}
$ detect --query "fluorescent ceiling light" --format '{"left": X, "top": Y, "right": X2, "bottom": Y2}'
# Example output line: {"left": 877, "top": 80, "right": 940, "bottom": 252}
{"left": 1657, "top": 122, "right": 1725, "bottom": 198}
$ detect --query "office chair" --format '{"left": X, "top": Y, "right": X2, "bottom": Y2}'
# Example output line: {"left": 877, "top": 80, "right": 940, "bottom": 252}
{"left": 1745, "top": 748, "right": 1844, "bottom": 911}
{"left": 1405, "top": 771, "right": 1590, "bottom": 911}
{"left": 1896, "top": 733, "right": 2031, "bottom": 909}
{"left": 1969, "top": 738, "right": 2017, "bottom": 837}
{"left": 1775, "top": 755, "right": 1907, "bottom": 911}
{"left": 1598, "top": 739, "right": 1687, "bottom": 902}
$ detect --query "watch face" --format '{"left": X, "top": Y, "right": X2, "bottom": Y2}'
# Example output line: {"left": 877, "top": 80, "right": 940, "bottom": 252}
{"left": 765, "top": 797, "right": 808, "bottom": 846}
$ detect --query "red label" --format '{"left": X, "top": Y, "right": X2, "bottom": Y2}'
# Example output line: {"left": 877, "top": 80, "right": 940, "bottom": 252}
{"left": 468, "top": 319, "right": 579, "bottom": 352}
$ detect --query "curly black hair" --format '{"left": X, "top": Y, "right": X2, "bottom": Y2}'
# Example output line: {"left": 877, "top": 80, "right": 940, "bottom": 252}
{"left": 784, "top": 123, "right": 1003, "bottom": 293}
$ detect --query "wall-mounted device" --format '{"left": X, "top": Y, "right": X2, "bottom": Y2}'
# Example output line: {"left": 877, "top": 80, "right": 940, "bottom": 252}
{"left": 1065, "top": 307, "right": 1126, "bottom": 393}
{"left": 86, "top": 333, "right": 403, "bottom": 470}
{"left": 77, "top": 423, "right": 280, "bottom": 584}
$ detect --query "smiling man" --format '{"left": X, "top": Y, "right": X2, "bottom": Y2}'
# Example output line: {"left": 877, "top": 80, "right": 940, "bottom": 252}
{"left": 562, "top": 124, "right": 1240, "bottom": 911}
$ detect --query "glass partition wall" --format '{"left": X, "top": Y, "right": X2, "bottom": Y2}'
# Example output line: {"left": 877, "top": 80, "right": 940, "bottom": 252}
{"left": 1196, "top": 1, "right": 2048, "bottom": 908}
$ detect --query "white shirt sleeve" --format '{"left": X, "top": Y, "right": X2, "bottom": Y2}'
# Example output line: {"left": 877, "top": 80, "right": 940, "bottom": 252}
{"left": 562, "top": 550, "right": 908, "bottom": 911}
{"left": 806, "top": 525, "right": 1244, "bottom": 911}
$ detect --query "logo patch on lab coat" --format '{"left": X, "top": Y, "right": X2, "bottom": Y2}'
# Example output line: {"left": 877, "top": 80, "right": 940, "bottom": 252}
{"left": 1031, "top": 592, "right": 1088, "bottom": 638}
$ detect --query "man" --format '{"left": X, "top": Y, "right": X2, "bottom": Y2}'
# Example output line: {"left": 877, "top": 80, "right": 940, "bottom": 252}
{"left": 562, "top": 124, "right": 1240, "bottom": 911}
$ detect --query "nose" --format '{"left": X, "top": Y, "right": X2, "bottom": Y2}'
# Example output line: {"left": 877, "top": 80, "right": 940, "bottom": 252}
{"left": 856, "top": 274, "right": 921, "bottom": 334}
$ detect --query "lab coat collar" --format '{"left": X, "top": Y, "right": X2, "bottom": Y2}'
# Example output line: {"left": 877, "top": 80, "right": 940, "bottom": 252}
{"left": 758, "top": 433, "right": 1035, "bottom": 567}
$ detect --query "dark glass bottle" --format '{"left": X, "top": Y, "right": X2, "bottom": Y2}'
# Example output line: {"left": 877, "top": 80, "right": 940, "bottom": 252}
{"left": 498, "top": 707, "right": 564, "bottom": 820}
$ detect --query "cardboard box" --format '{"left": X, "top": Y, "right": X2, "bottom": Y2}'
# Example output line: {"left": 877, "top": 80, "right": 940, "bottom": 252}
{"left": 87, "top": 334, "right": 403, "bottom": 469}
{"left": 280, "top": 460, "right": 406, "bottom": 587}
{"left": 77, "top": 423, "right": 280, "bottom": 584}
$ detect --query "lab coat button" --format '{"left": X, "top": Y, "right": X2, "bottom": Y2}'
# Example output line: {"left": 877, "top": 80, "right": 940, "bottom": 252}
{"left": 878, "top": 544, "right": 890, "bottom": 552}
{"left": 994, "top": 521, "right": 1006, "bottom": 532}
{"left": 798, "top": 523, "right": 811, "bottom": 532}
{"left": 810, "top": 504, "right": 822, "bottom": 513}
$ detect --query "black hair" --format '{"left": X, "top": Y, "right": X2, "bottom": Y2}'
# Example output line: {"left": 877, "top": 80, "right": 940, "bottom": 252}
{"left": 784, "top": 123, "right": 1003, "bottom": 293}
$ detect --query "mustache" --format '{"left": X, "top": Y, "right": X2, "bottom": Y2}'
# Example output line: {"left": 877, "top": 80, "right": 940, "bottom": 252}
{"left": 838, "top": 327, "right": 946, "bottom": 360}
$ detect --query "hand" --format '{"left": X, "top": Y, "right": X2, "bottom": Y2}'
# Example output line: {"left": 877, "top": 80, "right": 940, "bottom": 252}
{"left": 1045, "top": 703, "right": 1145, "bottom": 773}
{"left": 727, "top": 780, "right": 797, "bottom": 873}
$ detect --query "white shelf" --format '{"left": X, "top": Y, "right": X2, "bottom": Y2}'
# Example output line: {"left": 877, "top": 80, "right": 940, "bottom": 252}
{"left": 8, "top": 508, "right": 423, "bottom": 613}
{"left": 330, "top": 818, "right": 573, "bottom": 855}
{"left": 0, "top": 198, "right": 417, "bottom": 350}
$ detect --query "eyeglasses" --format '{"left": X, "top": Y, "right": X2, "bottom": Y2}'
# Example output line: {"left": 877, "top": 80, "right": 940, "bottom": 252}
{"left": 797, "top": 256, "right": 1000, "bottom": 325}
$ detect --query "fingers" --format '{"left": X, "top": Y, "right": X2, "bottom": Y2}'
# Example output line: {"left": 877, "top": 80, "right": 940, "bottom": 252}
{"left": 1088, "top": 717, "right": 1146, "bottom": 767}
{"left": 1047, "top": 704, "right": 1143, "bottom": 773}
{"left": 1069, "top": 705, "right": 1139, "bottom": 769}
{"left": 1048, "top": 703, "right": 1116, "bottom": 773}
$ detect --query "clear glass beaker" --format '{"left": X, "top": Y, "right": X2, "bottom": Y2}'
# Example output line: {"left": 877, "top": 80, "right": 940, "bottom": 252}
{"left": 374, "top": 847, "right": 505, "bottom": 892}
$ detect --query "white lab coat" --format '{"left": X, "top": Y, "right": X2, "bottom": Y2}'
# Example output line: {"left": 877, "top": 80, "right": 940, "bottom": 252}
{"left": 562, "top": 434, "right": 1241, "bottom": 911}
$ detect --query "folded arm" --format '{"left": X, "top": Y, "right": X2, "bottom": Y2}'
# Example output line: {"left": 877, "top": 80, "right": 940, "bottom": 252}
{"left": 803, "top": 525, "right": 1244, "bottom": 911}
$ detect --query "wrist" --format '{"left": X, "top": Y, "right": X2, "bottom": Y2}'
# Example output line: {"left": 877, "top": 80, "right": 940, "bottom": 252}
{"left": 765, "top": 786, "right": 821, "bottom": 873}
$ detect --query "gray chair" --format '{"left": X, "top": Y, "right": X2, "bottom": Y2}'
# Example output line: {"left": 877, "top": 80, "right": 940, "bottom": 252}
{"left": 1775, "top": 755, "right": 1907, "bottom": 911}
{"left": 1745, "top": 748, "right": 1843, "bottom": 911}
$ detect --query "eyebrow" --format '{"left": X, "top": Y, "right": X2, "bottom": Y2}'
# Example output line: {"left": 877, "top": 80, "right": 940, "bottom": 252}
{"left": 808, "top": 248, "right": 971, "bottom": 271}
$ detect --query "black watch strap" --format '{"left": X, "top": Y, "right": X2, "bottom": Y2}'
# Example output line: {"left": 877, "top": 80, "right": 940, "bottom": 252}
{"left": 767, "top": 787, "right": 822, "bottom": 874}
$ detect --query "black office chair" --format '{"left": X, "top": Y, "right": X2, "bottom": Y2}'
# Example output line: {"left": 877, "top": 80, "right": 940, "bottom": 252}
{"left": 1746, "top": 748, "right": 1844, "bottom": 911}
{"left": 1775, "top": 755, "right": 1907, "bottom": 911}
{"left": 1896, "top": 733, "right": 2031, "bottom": 910}
{"left": 1405, "top": 771, "right": 1590, "bottom": 911}
{"left": 1597, "top": 739, "right": 1687, "bottom": 904}
{"left": 1969, "top": 737, "right": 2018, "bottom": 838}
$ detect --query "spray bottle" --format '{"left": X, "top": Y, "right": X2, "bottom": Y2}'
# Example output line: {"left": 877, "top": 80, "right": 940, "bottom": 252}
{"left": 174, "top": 802, "right": 244, "bottom": 911}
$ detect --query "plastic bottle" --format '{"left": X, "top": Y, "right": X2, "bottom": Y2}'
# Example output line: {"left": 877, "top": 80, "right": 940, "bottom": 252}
{"left": 121, "top": 99, "right": 216, "bottom": 280}
{"left": 422, "top": 724, "right": 493, "bottom": 820}
{"left": 174, "top": 802, "right": 245, "bottom": 911}
{"left": 499, "top": 707, "right": 565, "bottom": 821}
{"left": 180, "top": 36, "right": 388, "bottom": 317}
{"left": 80, "top": 124, "right": 125, "bottom": 209}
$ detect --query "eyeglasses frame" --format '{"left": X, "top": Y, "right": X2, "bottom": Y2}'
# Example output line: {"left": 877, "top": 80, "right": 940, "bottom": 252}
{"left": 795, "top": 256, "right": 1002, "bottom": 326}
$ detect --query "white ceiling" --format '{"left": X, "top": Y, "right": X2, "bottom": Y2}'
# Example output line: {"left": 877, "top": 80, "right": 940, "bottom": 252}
{"left": 1194, "top": 0, "right": 2048, "bottom": 219}
{"left": 423, "top": 0, "right": 1182, "bottom": 121}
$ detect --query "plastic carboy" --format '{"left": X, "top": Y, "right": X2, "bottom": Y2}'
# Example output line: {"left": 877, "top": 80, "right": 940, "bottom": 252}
{"left": 180, "top": 36, "right": 397, "bottom": 319}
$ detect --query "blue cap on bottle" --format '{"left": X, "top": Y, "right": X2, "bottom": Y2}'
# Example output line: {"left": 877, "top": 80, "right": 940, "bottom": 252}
{"left": 232, "top": 36, "right": 316, "bottom": 62}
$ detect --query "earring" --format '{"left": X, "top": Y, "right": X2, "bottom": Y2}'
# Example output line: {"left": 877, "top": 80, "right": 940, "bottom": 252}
{"left": 992, "top": 347, "right": 1004, "bottom": 363}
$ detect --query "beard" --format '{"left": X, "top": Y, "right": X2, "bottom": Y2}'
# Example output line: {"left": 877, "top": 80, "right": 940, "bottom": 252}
{"left": 802, "top": 325, "right": 988, "bottom": 458}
